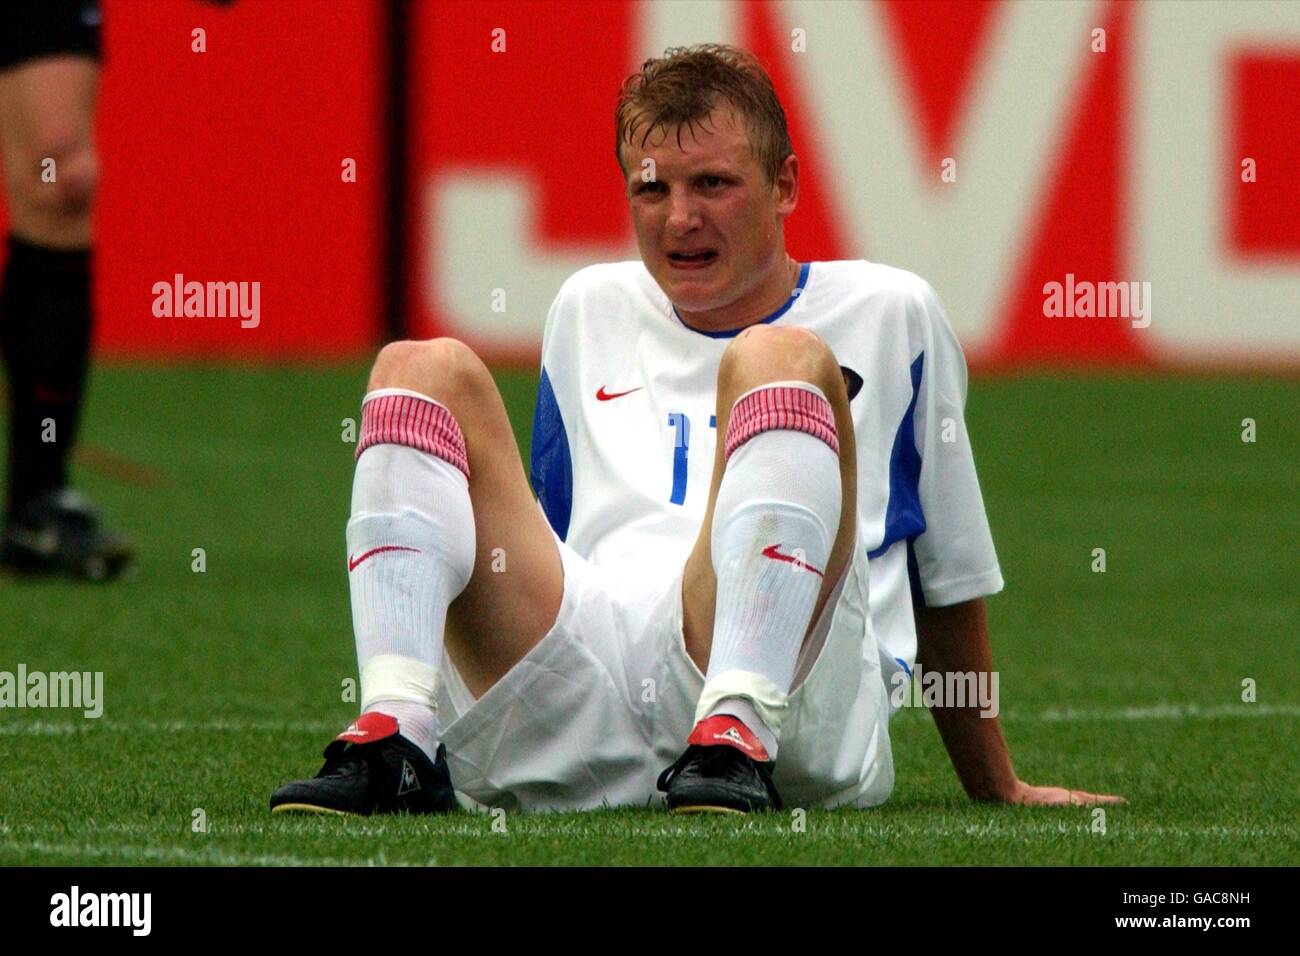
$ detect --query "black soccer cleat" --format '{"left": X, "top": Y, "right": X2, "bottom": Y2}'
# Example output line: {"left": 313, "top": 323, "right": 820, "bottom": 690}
{"left": 270, "top": 712, "right": 459, "bottom": 816}
{"left": 1, "top": 488, "right": 133, "bottom": 582}
{"left": 657, "top": 715, "right": 783, "bottom": 814}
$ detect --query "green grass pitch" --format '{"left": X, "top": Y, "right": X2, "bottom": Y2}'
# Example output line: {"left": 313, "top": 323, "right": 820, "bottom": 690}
{"left": 0, "top": 364, "right": 1296, "bottom": 865}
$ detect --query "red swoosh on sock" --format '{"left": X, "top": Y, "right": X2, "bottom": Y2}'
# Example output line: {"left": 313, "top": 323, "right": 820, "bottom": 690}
{"left": 348, "top": 545, "right": 421, "bottom": 572}
{"left": 761, "top": 544, "right": 824, "bottom": 577}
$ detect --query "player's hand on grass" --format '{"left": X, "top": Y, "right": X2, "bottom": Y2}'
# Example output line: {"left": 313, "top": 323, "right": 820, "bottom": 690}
{"left": 1005, "top": 781, "right": 1126, "bottom": 806}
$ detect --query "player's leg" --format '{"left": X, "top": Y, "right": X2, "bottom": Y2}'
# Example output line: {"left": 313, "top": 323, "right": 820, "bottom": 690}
{"left": 357, "top": 337, "right": 565, "bottom": 696}
{"left": 661, "top": 324, "right": 856, "bottom": 812}
{"left": 270, "top": 338, "right": 564, "bottom": 815}
{"left": 0, "top": 50, "right": 129, "bottom": 580}
{"left": 0, "top": 56, "right": 97, "bottom": 247}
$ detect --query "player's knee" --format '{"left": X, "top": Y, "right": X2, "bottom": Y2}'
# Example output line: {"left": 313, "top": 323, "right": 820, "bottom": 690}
{"left": 9, "top": 138, "right": 98, "bottom": 224}
{"left": 53, "top": 148, "right": 98, "bottom": 216}
{"left": 367, "top": 337, "right": 492, "bottom": 402}
{"left": 719, "top": 325, "right": 836, "bottom": 394}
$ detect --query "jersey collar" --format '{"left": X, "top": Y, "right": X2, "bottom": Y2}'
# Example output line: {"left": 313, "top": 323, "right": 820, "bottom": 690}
{"left": 672, "top": 262, "right": 811, "bottom": 339}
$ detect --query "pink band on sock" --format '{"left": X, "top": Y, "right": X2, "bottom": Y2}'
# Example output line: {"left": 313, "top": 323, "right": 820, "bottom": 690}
{"left": 724, "top": 385, "right": 839, "bottom": 461}
{"left": 356, "top": 392, "right": 470, "bottom": 478}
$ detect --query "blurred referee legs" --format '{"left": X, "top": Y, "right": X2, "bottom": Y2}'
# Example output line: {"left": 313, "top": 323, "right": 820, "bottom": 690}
{"left": 0, "top": 0, "right": 131, "bottom": 581}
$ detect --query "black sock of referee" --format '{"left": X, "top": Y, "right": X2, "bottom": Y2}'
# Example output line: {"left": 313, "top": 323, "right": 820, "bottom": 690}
{"left": 0, "top": 234, "right": 93, "bottom": 522}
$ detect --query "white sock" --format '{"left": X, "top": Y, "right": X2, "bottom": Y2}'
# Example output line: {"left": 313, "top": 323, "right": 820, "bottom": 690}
{"left": 707, "top": 697, "right": 778, "bottom": 758}
{"left": 348, "top": 389, "right": 476, "bottom": 761}
{"left": 696, "top": 383, "right": 842, "bottom": 758}
{"left": 364, "top": 698, "right": 440, "bottom": 756}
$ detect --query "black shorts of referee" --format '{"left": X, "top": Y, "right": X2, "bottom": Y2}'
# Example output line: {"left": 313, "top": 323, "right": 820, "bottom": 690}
{"left": 0, "top": 0, "right": 102, "bottom": 74}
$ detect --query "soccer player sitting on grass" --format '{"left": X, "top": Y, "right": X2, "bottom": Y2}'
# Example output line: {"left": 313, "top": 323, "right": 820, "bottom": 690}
{"left": 271, "top": 44, "right": 1124, "bottom": 815}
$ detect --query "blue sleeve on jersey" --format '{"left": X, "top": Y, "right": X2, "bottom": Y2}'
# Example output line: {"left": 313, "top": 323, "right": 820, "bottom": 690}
{"left": 530, "top": 366, "right": 573, "bottom": 541}
{"left": 867, "top": 352, "right": 927, "bottom": 559}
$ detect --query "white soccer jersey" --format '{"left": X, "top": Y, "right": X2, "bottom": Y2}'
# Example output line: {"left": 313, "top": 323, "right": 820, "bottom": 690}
{"left": 530, "top": 259, "right": 1004, "bottom": 705}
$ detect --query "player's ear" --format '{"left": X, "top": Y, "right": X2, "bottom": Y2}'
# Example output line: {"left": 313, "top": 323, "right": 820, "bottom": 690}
{"left": 775, "top": 153, "right": 799, "bottom": 214}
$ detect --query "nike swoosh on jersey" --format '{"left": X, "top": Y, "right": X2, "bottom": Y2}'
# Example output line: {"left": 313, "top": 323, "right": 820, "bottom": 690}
{"left": 348, "top": 545, "right": 421, "bottom": 572}
{"left": 761, "top": 544, "right": 824, "bottom": 577}
{"left": 595, "top": 386, "right": 644, "bottom": 402}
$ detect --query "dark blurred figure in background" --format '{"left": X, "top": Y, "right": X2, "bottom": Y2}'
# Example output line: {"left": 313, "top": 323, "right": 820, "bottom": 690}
{"left": 0, "top": 0, "right": 132, "bottom": 581}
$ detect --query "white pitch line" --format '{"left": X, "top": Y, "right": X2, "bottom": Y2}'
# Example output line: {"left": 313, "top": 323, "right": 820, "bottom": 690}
{"left": 92, "top": 820, "right": 496, "bottom": 839}
{"left": 0, "top": 719, "right": 339, "bottom": 736}
{"left": 1, "top": 703, "right": 1297, "bottom": 736}
{"left": 0, "top": 839, "right": 411, "bottom": 867}
{"left": 803, "top": 821, "right": 1295, "bottom": 840}
{"left": 0, "top": 821, "right": 1291, "bottom": 858}
{"left": 1006, "top": 703, "right": 1300, "bottom": 722}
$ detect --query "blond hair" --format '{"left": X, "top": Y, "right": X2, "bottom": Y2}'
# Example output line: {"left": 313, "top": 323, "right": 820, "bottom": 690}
{"left": 615, "top": 44, "right": 793, "bottom": 184}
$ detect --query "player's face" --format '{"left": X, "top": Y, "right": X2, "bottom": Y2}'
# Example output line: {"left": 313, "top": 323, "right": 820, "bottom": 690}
{"left": 621, "top": 106, "right": 798, "bottom": 327}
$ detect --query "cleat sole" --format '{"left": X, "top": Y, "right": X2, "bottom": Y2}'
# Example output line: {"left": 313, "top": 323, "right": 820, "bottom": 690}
{"left": 671, "top": 804, "right": 747, "bottom": 815}
{"left": 271, "top": 802, "right": 355, "bottom": 817}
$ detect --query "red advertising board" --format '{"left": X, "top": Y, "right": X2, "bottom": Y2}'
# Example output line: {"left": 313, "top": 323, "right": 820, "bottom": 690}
{"left": 0, "top": 0, "right": 382, "bottom": 358}
{"left": 413, "top": 0, "right": 1300, "bottom": 370}
{"left": 1, "top": 1, "right": 1295, "bottom": 368}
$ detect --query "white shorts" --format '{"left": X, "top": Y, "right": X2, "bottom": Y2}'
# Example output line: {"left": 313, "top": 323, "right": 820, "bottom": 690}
{"left": 436, "top": 532, "right": 894, "bottom": 813}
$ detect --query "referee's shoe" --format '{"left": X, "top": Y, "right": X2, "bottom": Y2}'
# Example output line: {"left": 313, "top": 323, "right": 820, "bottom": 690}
{"left": 1, "top": 488, "right": 133, "bottom": 582}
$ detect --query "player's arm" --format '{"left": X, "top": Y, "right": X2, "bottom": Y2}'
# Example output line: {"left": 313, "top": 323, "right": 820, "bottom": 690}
{"left": 902, "top": 273, "right": 1123, "bottom": 806}
{"left": 914, "top": 597, "right": 1014, "bottom": 800}
{"left": 915, "top": 598, "right": 1123, "bottom": 805}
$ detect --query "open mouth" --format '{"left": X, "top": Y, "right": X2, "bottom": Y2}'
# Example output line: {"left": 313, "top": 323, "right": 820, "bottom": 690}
{"left": 667, "top": 250, "right": 718, "bottom": 268}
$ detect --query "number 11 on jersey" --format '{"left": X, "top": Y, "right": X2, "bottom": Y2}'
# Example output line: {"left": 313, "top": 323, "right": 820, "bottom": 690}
{"left": 666, "top": 412, "right": 717, "bottom": 505}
